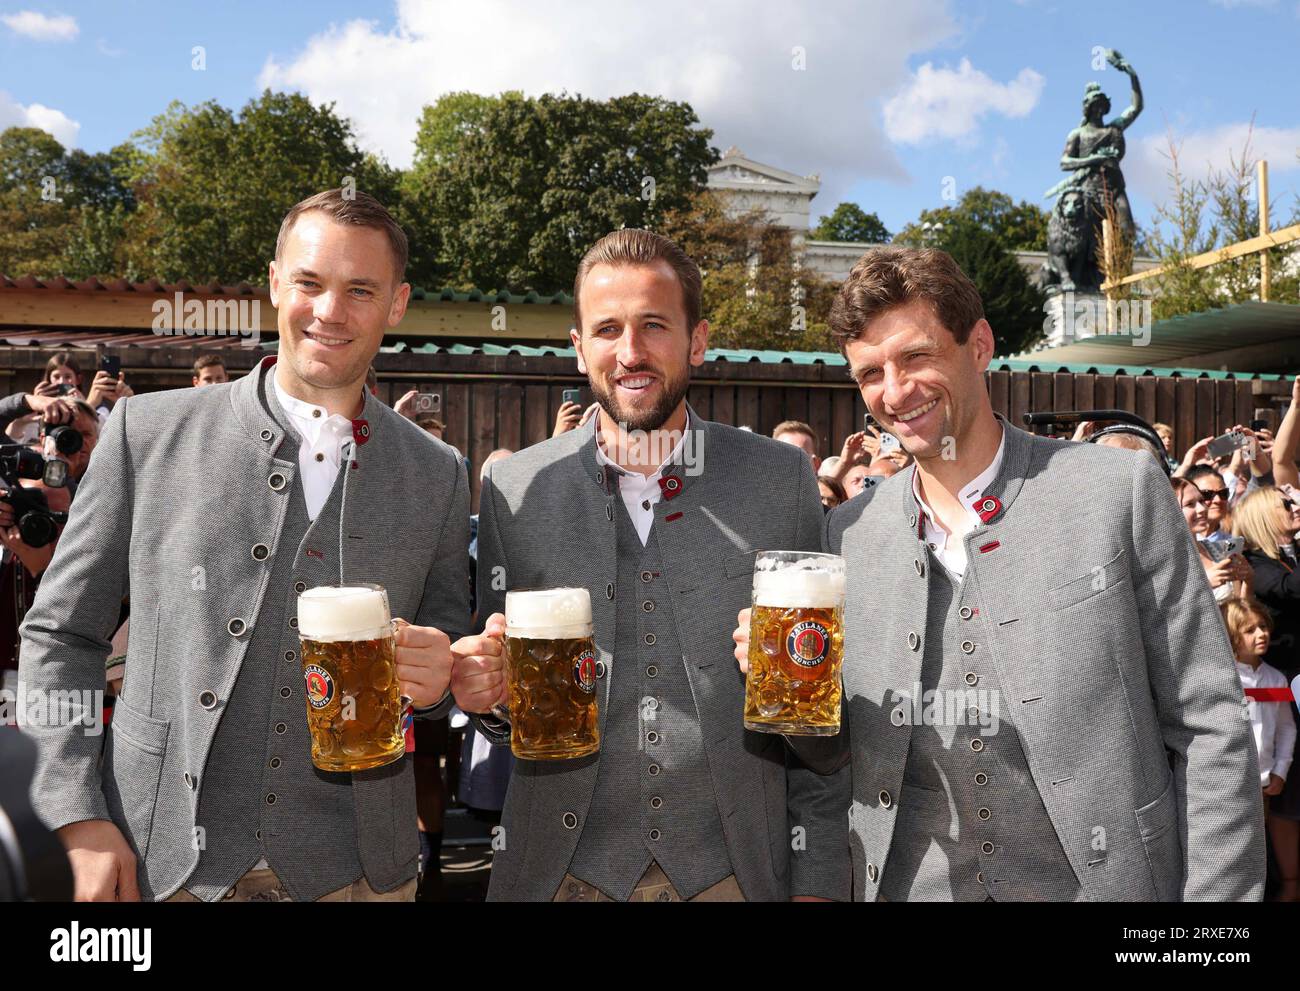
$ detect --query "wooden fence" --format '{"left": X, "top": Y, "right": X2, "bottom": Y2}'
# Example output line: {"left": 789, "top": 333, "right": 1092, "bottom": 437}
{"left": 0, "top": 345, "right": 1289, "bottom": 511}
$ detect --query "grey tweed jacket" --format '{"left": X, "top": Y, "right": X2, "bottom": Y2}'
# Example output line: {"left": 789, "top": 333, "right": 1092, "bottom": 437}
{"left": 472, "top": 411, "right": 850, "bottom": 901}
{"left": 788, "top": 417, "right": 1266, "bottom": 901}
{"left": 19, "top": 356, "right": 470, "bottom": 897}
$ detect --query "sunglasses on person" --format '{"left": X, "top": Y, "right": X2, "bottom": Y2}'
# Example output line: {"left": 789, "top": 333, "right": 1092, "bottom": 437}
{"left": 1284, "top": 498, "right": 1297, "bottom": 511}
{"left": 1196, "top": 487, "right": 1230, "bottom": 502}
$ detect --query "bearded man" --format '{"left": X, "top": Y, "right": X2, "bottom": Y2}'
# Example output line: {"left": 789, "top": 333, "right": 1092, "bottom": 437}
{"left": 448, "top": 228, "right": 844, "bottom": 902}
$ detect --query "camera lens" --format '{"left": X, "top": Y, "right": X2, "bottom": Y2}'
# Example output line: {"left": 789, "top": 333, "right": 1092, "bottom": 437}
{"left": 46, "top": 426, "right": 82, "bottom": 456}
{"left": 17, "top": 511, "right": 56, "bottom": 548}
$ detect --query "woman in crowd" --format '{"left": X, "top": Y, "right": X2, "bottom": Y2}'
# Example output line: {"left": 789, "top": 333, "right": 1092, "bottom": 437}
{"left": 1171, "top": 476, "right": 1251, "bottom": 602}
{"left": 817, "top": 476, "right": 846, "bottom": 511}
{"left": 1232, "top": 485, "right": 1300, "bottom": 897}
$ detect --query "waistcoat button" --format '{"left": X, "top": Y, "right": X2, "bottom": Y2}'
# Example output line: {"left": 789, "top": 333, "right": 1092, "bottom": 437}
{"left": 970, "top": 738, "right": 984, "bottom": 752}
{"left": 867, "top": 863, "right": 879, "bottom": 883}
{"left": 227, "top": 618, "right": 247, "bottom": 637}
{"left": 978, "top": 808, "right": 991, "bottom": 821}
{"left": 981, "top": 841, "right": 995, "bottom": 855}
{"left": 268, "top": 473, "right": 287, "bottom": 492}
{"left": 961, "top": 640, "right": 975, "bottom": 654}
{"left": 562, "top": 812, "right": 578, "bottom": 829}
{"left": 975, "top": 772, "right": 988, "bottom": 785}
{"left": 959, "top": 606, "right": 973, "bottom": 620}
{"left": 644, "top": 633, "right": 656, "bottom": 646}
{"left": 907, "top": 631, "right": 919, "bottom": 651}
{"left": 879, "top": 790, "right": 892, "bottom": 809}
{"left": 251, "top": 543, "right": 270, "bottom": 561}
{"left": 294, "top": 581, "right": 306, "bottom": 593}
{"left": 199, "top": 690, "right": 217, "bottom": 709}
{"left": 964, "top": 672, "right": 978, "bottom": 686}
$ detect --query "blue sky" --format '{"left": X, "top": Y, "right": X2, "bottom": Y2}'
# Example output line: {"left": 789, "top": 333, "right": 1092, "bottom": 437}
{"left": 2, "top": 0, "right": 1297, "bottom": 240}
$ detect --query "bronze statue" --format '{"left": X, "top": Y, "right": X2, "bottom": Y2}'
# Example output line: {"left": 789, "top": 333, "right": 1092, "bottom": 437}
{"left": 1043, "top": 49, "right": 1143, "bottom": 293}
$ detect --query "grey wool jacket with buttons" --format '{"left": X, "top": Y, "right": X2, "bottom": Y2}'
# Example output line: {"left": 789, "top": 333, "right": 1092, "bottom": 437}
{"left": 788, "top": 416, "right": 1266, "bottom": 901}
{"left": 19, "top": 356, "right": 470, "bottom": 900}
{"left": 471, "top": 410, "right": 850, "bottom": 901}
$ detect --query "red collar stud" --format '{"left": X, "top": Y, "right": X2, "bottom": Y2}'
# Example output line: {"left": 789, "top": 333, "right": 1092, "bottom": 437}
{"left": 659, "top": 475, "right": 682, "bottom": 500}
{"left": 976, "top": 495, "right": 1001, "bottom": 524}
{"left": 352, "top": 419, "right": 371, "bottom": 446}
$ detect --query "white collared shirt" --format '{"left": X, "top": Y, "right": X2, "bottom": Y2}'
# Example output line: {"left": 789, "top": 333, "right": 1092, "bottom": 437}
{"left": 1237, "top": 660, "right": 1296, "bottom": 785}
{"left": 272, "top": 370, "right": 356, "bottom": 521}
{"left": 911, "top": 424, "right": 1007, "bottom": 580}
{"left": 594, "top": 417, "right": 691, "bottom": 545}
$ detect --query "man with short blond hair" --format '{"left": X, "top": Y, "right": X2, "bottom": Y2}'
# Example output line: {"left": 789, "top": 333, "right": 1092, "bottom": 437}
{"left": 192, "top": 354, "right": 228, "bottom": 387}
{"left": 22, "top": 188, "right": 470, "bottom": 903}
{"left": 772, "top": 420, "right": 821, "bottom": 473}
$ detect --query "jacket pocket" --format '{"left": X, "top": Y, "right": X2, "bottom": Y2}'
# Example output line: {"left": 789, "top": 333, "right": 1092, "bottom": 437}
{"left": 1134, "top": 773, "right": 1182, "bottom": 901}
{"left": 102, "top": 699, "right": 170, "bottom": 863}
{"left": 1048, "top": 548, "right": 1128, "bottom": 612}
{"left": 724, "top": 550, "right": 759, "bottom": 580}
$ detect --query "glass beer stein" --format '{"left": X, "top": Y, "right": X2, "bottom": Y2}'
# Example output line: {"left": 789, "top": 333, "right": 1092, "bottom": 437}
{"left": 297, "top": 584, "right": 408, "bottom": 772}
{"left": 744, "top": 551, "right": 846, "bottom": 736}
{"left": 502, "top": 587, "right": 600, "bottom": 760}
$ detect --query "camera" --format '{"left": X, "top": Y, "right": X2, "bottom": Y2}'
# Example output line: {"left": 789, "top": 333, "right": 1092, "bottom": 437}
{"left": 0, "top": 442, "right": 71, "bottom": 548}
{"left": 414, "top": 392, "right": 441, "bottom": 414}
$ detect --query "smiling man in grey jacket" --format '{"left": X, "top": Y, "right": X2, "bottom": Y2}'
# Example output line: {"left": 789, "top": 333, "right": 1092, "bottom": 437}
{"left": 19, "top": 189, "right": 470, "bottom": 902}
{"left": 737, "top": 246, "right": 1265, "bottom": 901}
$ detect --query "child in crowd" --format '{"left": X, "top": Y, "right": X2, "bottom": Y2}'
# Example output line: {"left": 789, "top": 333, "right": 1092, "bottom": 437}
{"left": 1221, "top": 597, "right": 1298, "bottom": 900}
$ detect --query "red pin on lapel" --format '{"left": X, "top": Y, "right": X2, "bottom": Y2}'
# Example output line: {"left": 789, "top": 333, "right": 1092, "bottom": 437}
{"left": 659, "top": 475, "right": 682, "bottom": 500}
{"left": 976, "top": 496, "right": 1001, "bottom": 524}
{"left": 352, "top": 419, "right": 371, "bottom": 446}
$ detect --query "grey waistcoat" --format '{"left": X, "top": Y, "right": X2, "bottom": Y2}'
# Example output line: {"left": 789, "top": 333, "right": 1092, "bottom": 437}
{"left": 567, "top": 499, "right": 732, "bottom": 900}
{"left": 879, "top": 552, "right": 1083, "bottom": 901}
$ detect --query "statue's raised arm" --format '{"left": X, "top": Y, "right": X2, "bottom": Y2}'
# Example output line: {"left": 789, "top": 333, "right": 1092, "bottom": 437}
{"left": 1104, "top": 49, "right": 1142, "bottom": 130}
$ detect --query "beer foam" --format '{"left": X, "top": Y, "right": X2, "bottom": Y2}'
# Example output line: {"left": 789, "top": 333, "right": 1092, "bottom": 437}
{"left": 506, "top": 588, "right": 592, "bottom": 640}
{"left": 298, "top": 585, "right": 391, "bottom": 641}
{"left": 752, "top": 563, "right": 846, "bottom": 609}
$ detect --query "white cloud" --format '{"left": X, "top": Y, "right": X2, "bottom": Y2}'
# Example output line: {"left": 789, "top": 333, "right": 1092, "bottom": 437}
{"left": 1, "top": 11, "right": 78, "bottom": 41}
{"left": 1127, "top": 121, "right": 1300, "bottom": 206}
{"left": 0, "top": 90, "right": 80, "bottom": 146}
{"left": 257, "top": 0, "right": 960, "bottom": 202}
{"left": 882, "top": 58, "right": 1044, "bottom": 144}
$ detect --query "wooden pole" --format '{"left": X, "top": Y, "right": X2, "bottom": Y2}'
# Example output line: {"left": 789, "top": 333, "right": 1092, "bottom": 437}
{"left": 1259, "top": 160, "right": 1271, "bottom": 303}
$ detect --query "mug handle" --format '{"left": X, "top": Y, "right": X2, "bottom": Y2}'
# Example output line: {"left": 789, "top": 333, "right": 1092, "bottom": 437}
{"left": 391, "top": 618, "right": 414, "bottom": 710}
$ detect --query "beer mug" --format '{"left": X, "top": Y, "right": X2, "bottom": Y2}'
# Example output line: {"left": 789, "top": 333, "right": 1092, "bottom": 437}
{"left": 744, "top": 551, "right": 846, "bottom": 736}
{"left": 502, "top": 588, "right": 600, "bottom": 760}
{"left": 297, "top": 584, "right": 408, "bottom": 772}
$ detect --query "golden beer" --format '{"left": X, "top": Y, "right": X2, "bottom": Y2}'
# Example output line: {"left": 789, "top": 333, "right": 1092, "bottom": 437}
{"left": 744, "top": 552, "right": 845, "bottom": 735}
{"left": 503, "top": 588, "right": 600, "bottom": 760}
{"left": 298, "top": 585, "right": 406, "bottom": 772}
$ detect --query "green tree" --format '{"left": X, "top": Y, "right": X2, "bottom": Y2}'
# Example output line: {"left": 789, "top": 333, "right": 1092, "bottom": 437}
{"left": 406, "top": 91, "right": 717, "bottom": 293}
{"left": 896, "top": 186, "right": 1050, "bottom": 252}
{"left": 659, "top": 190, "right": 837, "bottom": 350}
{"left": 123, "top": 91, "right": 393, "bottom": 283}
{"left": 810, "top": 202, "right": 890, "bottom": 243}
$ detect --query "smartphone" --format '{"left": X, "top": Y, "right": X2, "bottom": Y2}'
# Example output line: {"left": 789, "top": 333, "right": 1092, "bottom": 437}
{"left": 414, "top": 392, "right": 441, "bottom": 414}
{"left": 1250, "top": 418, "right": 1268, "bottom": 432}
{"left": 1206, "top": 430, "right": 1248, "bottom": 459}
{"left": 101, "top": 355, "right": 121, "bottom": 379}
{"left": 55, "top": 383, "right": 74, "bottom": 396}
{"left": 1204, "top": 536, "right": 1245, "bottom": 563}
{"left": 863, "top": 413, "right": 875, "bottom": 432}
{"left": 563, "top": 389, "right": 582, "bottom": 406}
{"left": 878, "top": 431, "right": 900, "bottom": 453}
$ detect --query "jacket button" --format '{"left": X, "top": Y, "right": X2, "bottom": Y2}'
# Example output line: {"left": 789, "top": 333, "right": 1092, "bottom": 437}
{"left": 269, "top": 757, "right": 281, "bottom": 769}
{"left": 199, "top": 691, "right": 217, "bottom": 709}
{"left": 959, "top": 606, "right": 973, "bottom": 620}
{"left": 914, "top": 559, "right": 924, "bottom": 576}
{"left": 908, "top": 513, "right": 917, "bottom": 528}
{"left": 255, "top": 829, "right": 263, "bottom": 841}
{"left": 595, "top": 661, "right": 606, "bottom": 679}
{"left": 280, "top": 687, "right": 291, "bottom": 699}
{"left": 650, "top": 796, "right": 663, "bottom": 809}
{"left": 646, "top": 665, "right": 658, "bottom": 678}
{"left": 289, "top": 618, "right": 298, "bottom": 629}
{"left": 867, "top": 863, "right": 879, "bottom": 883}
{"left": 294, "top": 581, "right": 306, "bottom": 593}
{"left": 891, "top": 707, "right": 906, "bottom": 726}
{"left": 641, "top": 571, "right": 653, "bottom": 583}
{"left": 268, "top": 472, "right": 287, "bottom": 492}
{"left": 964, "top": 671, "right": 978, "bottom": 686}
{"left": 251, "top": 543, "right": 270, "bottom": 561}
{"left": 981, "top": 841, "right": 995, "bottom": 855}
{"left": 970, "top": 738, "right": 984, "bottom": 752}
{"left": 648, "top": 763, "right": 660, "bottom": 776}
{"left": 642, "top": 600, "right": 655, "bottom": 612}
{"left": 879, "top": 790, "right": 892, "bottom": 809}
{"left": 961, "top": 640, "right": 975, "bottom": 654}
{"left": 907, "top": 631, "right": 919, "bottom": 651}
{"left": 649, "top": 829, "right": 662, "bottom": 841}
{"left": 266, "top": 794, "right": 277, "bottom": 806}
{"left": 978, "top": 807, "right": 991, "bottom": 821}
{"left": 595, "top": 472, "right": 603, "bottom": 485}
{"left": 274, "top": 722, "right": 287, "bottom": 735}
{"left": 644, "top": 633, "right": 656, "bottom": 646}
{"left": 562, "top": 812, "right": 578, "bottom": 830}
{"left": 646, "top": 731, "right": 660, "bottom": 744}
{"left": 606, "top": 583, "right": 614, "bottom": 600}
{"left": 284, "top": 650, "right": 295, "bottom": 662}
{"left": 260, "top": 429, "right": 274, "bottom": 442}
{"left": 977, "top": 871, "right": 985, "bottom": 884}
{"left": 183, "top": 772, "right": 194, "bottom": 789}
{"left": 227, "top": 618, "right": 247, "bottom": 637}
{"left": 605, "top": 504, "right": 614, "bottom": 521}
{"left": 975, "top": 772, "right": 988, "bottom": 785}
